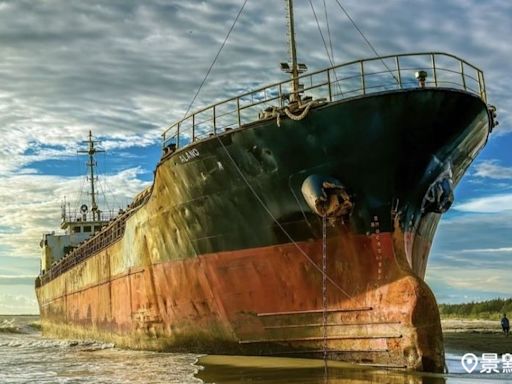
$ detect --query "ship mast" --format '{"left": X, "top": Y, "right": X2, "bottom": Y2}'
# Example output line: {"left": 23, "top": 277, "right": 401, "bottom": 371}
{"left": 286, "top": 0, "right": 300, "bottom": 102}
{"left": 283, "top": 0, "right": 308, "bottom": 103}
{"left": 78, "top": 131, "right": 104, "bottom": 221}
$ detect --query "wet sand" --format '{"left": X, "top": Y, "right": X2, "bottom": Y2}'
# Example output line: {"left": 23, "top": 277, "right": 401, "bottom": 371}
{"left": 196, "top": 319, "right": 512, "bottom": 383}
{"left": 442, "top": 319, "right": 512, "bottom": 355}
{"left": 196, "top": 355, "right": 447, "bottom": 384}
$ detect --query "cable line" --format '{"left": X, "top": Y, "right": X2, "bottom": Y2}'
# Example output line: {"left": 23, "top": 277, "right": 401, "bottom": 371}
{"left": 183, "top": 0, "right": 249, "bottom": 118}
{"left": 333, "top": 0, "right": 399, "bottom": 84}
{"left": 323, "top": 0, "right": 335, "bottom": 64}
{"left": 307, "top": 0, "right": 343, "bottom": 95}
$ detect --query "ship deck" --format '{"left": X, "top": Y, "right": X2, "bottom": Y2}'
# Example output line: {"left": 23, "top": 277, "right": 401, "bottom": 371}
{"left": 162, "top": 52, "right": 487, "bottom": 151}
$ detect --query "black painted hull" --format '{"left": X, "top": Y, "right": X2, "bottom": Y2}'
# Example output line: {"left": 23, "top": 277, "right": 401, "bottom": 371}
{"left": 155, "top": 88, "right": 489, "bottom": 264}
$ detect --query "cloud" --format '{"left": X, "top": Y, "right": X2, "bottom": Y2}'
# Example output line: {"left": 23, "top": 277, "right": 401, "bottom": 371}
{"left": 426, "top": 269, "right": 510, "bottom": 304}
{"left": 0, "top": 0, "right": 509, "bottom": 173}
{"left": 459, "top": 247, "right": 512, "bottom": 254}
{"left": 427, "top": 208, "right": 512, "bottom": 302}
{"left": 0, "top": 292, "right": 38, "bottom": 314}
{"left": 454, "top": 194, "right": 512, "bottom": 212}
{"left": 0, "top": 167, "right": 151, "bottom": 260}
{"left": 427, "top": 267, "right": 509, "bottom": 292}
{"left": 432, "top": 210, "right": 512, "bottom": 252}
{"left": 0, "top": 275, "right": 36, "bottom": 285}
{"left": 472, "top": 160, "right": 512, "bottom": 180}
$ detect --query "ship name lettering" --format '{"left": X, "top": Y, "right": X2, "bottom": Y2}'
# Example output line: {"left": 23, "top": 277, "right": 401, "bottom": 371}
{"left": 179, "top": 148, "right": 200, "bottom": 163}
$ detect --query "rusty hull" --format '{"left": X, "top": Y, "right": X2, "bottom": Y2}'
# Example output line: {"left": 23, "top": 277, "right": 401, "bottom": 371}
{"left": 36, "top": 88, "right": 491, "bottom": 372}
{"left": 37, "top": 220, "right": 443, "bottom": 371}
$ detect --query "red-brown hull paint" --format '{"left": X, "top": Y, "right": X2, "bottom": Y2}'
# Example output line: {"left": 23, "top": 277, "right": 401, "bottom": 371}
{"left": 37, "top": 228, "right": 442, "bottom": 371}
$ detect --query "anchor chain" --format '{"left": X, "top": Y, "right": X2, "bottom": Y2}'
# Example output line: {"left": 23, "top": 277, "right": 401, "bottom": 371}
{"left": 322, "top": 214, "right": 328, "bottom": 380}
{"left": 322, "top": 214, "right": 328, "bottom": 361}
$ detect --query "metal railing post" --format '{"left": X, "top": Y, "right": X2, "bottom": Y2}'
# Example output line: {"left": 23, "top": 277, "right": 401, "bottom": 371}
{"left": 360, "top": 61, "right": 366, "bottom": 95}
{"left": 177, "top": 122, "right": 180, "bottom": 148}
{"left": 395, "top": 56, "right": 402, "bottom": 89}
{"left": 192, "top": 114, "right": 195, "bottom": 142}
{"left": 431, "top": 54, "right": 438, "bottom": 87}
{"left": 460, "top": 61, "right": 467, "bottom": 90}
{"left": 237, "top": 97, "right": 241, "bottom": 127}
{"left": 213, "top": 105, "right": 217, "bottom": 135}
{"left": 477, "top": 70, "right": 483, "bottom": 99}
{"left": 327, "top": 69, "right": 332, "bottom": 101}
{"left": 479, "top": 71, "right": 487, "bottom": 103}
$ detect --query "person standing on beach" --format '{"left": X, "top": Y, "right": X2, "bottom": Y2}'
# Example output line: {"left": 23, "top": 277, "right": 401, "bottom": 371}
{"left": 501, "top": 314, "right": 510, "bottom": 336}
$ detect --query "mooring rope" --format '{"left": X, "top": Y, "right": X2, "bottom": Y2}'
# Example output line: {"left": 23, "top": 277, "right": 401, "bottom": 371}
{"left": 322, "top": 214, "right": 328, "bottom": 367}
{"left": 277, "top": 98, "right": 327, "bottom": 127}
{"left": 284, "top": 100, "right": 315, "bottom": 121}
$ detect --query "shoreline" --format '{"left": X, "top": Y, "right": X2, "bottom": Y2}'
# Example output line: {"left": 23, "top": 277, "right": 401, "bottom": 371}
{"left": 3, "top": 315, "right": 510, "bottom": 356}
{"left": 442, "top": 319, "right": 511, "bottom": 355}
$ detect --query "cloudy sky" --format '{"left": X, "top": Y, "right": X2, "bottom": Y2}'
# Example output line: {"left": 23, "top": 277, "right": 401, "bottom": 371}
{"left": 0, "top": 0, "right": 511, "bottom": 314}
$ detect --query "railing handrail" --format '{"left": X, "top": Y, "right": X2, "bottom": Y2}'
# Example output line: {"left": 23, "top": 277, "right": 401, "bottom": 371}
{"left": 162, "top": 52, "right": 486, "bottom": 147}
{"left": 39, "top": 194, "right": 152, "bottom": 285}
{"left": 62, "top": 210, "right": 118, "bottom": 223}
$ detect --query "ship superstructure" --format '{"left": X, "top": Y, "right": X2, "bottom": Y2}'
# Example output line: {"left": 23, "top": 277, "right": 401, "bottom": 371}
{"left": 36, "top": 1, "right": 496, "bottom": 372}
{"left": 39, "top": 131, "right": 114, "bottom": 274}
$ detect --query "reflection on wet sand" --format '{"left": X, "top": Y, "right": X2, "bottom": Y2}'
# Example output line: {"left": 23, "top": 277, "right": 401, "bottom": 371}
{"left": 196, "top": 355, "right": 446, "bottom": 384}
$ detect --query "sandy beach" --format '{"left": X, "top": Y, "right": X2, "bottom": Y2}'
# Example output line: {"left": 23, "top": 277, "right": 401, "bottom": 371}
{"left": 442, "top": 319, "right": 512, "bottom": 355}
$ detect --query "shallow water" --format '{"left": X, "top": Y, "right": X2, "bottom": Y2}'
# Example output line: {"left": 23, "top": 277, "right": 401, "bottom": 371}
{"left": 1, "top": 316, "right": 510, "bottom": 384}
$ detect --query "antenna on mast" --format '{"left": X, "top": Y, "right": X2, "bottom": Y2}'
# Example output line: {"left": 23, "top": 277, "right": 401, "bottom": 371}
{"left": 282, "top": 0, "right": 307, "bottom": 103}
{"left": 77, "top": 131, "right": 104, "bottom": 221}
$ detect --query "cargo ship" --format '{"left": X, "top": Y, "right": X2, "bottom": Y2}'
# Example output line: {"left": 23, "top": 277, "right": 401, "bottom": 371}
{"left": 35, "top": 0, "right": 497, "bottom": 372}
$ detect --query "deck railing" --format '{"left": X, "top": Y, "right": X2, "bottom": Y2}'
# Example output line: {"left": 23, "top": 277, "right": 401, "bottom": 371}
{"left": 38, "top": 193, "right": 152, "bottom": 286}
{"left": 162, "top": 52, "right": 486, "bottom": 150}
{"left": 38, "top": 211, "right": 130, "bottom": 286}
{"left": 62, "top": 210, "right": 118, "bottom": 224}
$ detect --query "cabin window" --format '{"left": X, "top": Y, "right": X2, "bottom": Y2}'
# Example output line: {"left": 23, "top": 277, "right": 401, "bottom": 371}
{"left": 83, "top": 226, "right": 92, "bottom": 232}
{"left": 94, "top": 226, "right": 102, "bottom": 232}
{"left": 63, "top": 246, "right": 75, "bottom": 255}
{"left": 73, "top": 226, "right": 81, "bottom": 233}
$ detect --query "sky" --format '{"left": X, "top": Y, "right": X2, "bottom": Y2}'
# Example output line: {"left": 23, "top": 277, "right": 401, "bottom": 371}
{"left": 0, "top": 0, "right": 511, "bottom": 314}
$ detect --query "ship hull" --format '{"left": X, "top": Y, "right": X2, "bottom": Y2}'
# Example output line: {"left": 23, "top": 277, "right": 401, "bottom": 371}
{"left": 36, "top": 88, "right": 490, "bottom": 372}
